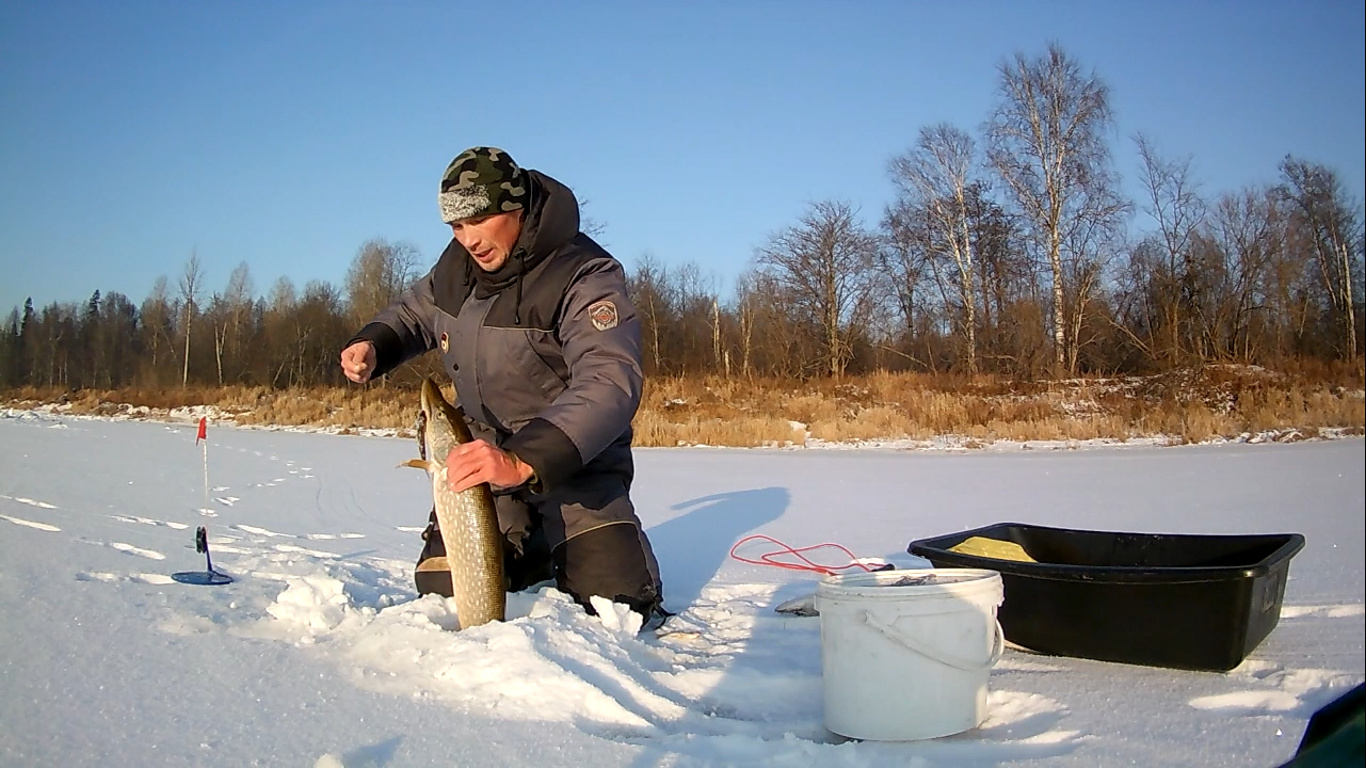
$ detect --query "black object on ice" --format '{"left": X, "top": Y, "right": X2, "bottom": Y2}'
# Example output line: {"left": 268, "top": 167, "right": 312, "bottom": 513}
{"left": 1279, "top": 683, "right": 1364, "bottom": 767}
{"left": 172, "top": 526, "right": 234, "bottom": 585}
{"left": 908, "top": 522, "right": 1304, "bottom": 671}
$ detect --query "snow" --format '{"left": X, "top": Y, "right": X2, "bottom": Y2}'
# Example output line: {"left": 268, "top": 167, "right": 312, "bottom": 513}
{"left": 0, "top": 407, "right": 1361, "bottom": 767}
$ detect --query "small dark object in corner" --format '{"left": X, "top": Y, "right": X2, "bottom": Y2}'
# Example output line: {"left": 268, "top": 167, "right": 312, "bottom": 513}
{"left": 1279, "top": 683, "right": 1365, "bottom": 767}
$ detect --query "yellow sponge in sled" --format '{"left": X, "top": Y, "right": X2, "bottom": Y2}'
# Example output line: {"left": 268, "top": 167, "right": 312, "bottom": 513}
{"left": 948, "top": 536, "right": 1038, "bottom": 563}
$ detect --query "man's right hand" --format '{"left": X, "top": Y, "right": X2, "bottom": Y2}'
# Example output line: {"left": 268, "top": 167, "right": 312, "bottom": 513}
{"left": 340, "top": 341, "right": 377, "bottom": 383}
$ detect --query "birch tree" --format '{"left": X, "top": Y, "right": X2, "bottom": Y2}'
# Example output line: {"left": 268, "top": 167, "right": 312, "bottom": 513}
{"left": 888, "top": 124, "right": 982, "bottom": 373}
{"left": 625, "top": 253, "right": 673, "bottom": 375}
{"left": 210, "top": 262, "right": 255, "bottom": 385}
{"left": 1277, "top": 157, "right": 1361, "bottom": 361}
{"left": 985, "top": 43, "right": 1123, "bottom": 374}
{"left": 178, "top": 254, "right": 204, "bottom": 387}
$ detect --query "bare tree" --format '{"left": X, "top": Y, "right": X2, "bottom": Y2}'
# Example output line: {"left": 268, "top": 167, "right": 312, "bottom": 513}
{"left": 139, "top": 277, "right": 174, "bottom": 386}
{"left": 986, "top": 43, "right": 1124, "bottom": 375}
{"left": 98, "top": 291, "right": 139, "bottom": 389}
{"left": 1277, "top": 157, "right": 1361, "bottom": 361}
{"left": 576, "top": 196, "right": 608, "bottom": 240}
{"left": 296, "top": 280, "right": 349, "bottom": 386}
{"left": 756, "top": 200, "right": 879, "bottom": 377}
{"left": 344, "top": 239, "right": 420, "bottom": 328}
{"left": 625, "top": 253, "right": 674, "bottom": 375}
{"left": 210, "top": 262, "right": 256, "bottom": 385}
{"left": 734, "top": 267, "right": 807, "bottom": 378}
{"left": 672, "top": 262, "right": 721, "bottom": 372}
{"left": 880, "top": 200, "right": 935, "bottom": 365}
{"left": 888, "top": 124, "right": 982, "bottom": 373}
{"left": 733, "top": 272, "right": 759, "bottom": 378}
{"left": 263, "top": 277, "right": 298, "bottom": 387}
{"left": 1058, "top": 198, "right": 1126, "bottom": 373}
{"left": 0, "top": 307, "right": 22, "bottom": 388}
{"left": 1201, "top": 187, "right": 1284, "bottom": 360}
{"left": 1134, "top": 133, "right": 1207, "bottom": 363}
{"left": 178, "top": 253, "right": 204, "bottom": 387}
{"left": 963, "top": 185, "right": 1030, "bottom": 372}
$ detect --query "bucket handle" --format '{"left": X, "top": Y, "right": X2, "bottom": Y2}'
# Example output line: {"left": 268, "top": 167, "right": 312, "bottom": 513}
{"left": 860, "top": 610, "right": 1004, "bottom": 672}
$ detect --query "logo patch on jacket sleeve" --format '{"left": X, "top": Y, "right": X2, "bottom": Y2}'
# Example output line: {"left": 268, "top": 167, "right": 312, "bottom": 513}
{"left": 588, "top": 300, "right": 619, "bottom": 331}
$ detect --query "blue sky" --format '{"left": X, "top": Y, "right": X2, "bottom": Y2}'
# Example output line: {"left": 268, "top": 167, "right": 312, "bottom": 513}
{"left": 2, "top": 0, "right": 1362, "bottom": 318}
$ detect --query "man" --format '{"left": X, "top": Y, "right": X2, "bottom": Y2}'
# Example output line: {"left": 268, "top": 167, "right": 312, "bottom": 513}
{"left": 339, "top": 146, "right": 664, "bottom": 625}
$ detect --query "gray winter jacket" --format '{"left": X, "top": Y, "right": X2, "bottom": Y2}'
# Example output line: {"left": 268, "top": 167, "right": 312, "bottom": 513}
{"left": 349, "top": 171, "right": 643, "bottom": 495}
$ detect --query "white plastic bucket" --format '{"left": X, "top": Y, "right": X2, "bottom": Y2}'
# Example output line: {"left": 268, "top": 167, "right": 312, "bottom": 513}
{"left": 813, "top": 568, "right": 1004, "bottom": 741}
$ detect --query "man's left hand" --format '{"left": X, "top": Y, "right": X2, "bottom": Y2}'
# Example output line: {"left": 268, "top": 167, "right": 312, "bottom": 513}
{"left": 445, "top": 440, "right": 535, "bottom": 493}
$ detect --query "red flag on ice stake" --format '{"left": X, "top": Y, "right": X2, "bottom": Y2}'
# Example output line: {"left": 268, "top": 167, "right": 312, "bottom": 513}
{"left": 196, "top": 417, "right": 207, "bottom": 445}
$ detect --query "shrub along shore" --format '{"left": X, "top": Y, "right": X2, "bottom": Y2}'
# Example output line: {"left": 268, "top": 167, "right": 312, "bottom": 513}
{"left": 5, "top": 365, "right": 1362, "bottom": 448}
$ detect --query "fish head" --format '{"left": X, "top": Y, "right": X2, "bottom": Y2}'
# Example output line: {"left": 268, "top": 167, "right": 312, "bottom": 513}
{"left": 417, "top": 377, "right": 471, "bottom": 466}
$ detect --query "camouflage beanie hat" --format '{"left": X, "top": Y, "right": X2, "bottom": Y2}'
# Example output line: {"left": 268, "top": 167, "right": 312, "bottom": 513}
{"left": 438, "top": 146, "right": 528, "bottom": 223}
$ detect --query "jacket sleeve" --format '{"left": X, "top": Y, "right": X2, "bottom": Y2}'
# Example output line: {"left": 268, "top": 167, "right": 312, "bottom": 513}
{"left": 503, "top": 257, "right": 643, "bottom": 491}
{"left": 344, "top": 265, "right": 441, "bottom": 379}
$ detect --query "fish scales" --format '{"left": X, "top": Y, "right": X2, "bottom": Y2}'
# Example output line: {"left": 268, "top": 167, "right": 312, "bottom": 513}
{"left": 409, "top": 377, "right": 506, "bottom": 628}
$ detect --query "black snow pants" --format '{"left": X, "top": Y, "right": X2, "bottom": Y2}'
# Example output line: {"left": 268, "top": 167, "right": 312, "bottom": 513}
{"left": 414, "top": 491, "right": 663, "bottom": 620}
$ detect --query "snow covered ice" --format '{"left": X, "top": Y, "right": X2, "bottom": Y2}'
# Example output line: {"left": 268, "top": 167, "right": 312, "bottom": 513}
{"left": 0, "top": 408, "right": 1361, "bottom": 766}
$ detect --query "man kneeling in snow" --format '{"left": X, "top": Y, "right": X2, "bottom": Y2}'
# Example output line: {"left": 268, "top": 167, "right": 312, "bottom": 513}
{"left": 339, "top": 146, "right": 665, "bottom": 627}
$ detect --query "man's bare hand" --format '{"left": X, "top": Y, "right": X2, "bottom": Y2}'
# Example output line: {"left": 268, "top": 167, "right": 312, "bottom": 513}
{"left": 445, "top": 440, "right": 535, "bottom": 492}
{"left": 340, "top": 341, "right": 376, "bottom": 383}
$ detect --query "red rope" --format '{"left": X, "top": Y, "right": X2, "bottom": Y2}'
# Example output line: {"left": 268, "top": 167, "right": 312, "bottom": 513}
{"left": 728, "top": 533, "right": 880, "bottom": 576}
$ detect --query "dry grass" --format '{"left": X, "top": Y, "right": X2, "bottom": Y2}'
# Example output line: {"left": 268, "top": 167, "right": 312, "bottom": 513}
{"left": 4, "top": 364, "right": 1362, "bottom": 447}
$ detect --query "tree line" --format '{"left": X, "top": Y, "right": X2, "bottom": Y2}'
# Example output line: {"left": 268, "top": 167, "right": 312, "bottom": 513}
{"left": 2, "top": 44, "right": 1360, "bottom": 391}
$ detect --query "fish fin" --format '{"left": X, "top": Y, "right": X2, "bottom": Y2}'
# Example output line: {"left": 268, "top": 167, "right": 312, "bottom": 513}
{"left": 774, "top": 593, "right": 819, "bottom": 617}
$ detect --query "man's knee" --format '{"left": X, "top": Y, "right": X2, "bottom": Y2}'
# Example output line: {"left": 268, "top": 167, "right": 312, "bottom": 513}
{"left": 554, "top": 522, "right": 663, "bottom": 617}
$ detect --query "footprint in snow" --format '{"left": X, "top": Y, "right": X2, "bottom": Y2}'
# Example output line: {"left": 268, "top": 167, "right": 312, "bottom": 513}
{"left": 1, "top": 513, "right": 61, "bottom": 532}
{"left": 107, "top": 542, "right": 167, "bottom": 561}
{"left": 1281, "top": 604, "right": 1365, "bottom": 619}
{"left": 76, "top": 572, "right": 175, "bottom": 585}
{"left": 1189, "top": 665, "right": 1363, "bottom": 717}
{"left": 1188, "top": 689, "right": 1302, "bottom": 714}
{"left": 111, "top": 514, "right": 191, "bottom": 530}
{"left": 1, "top": 494, "right": 58, "bottom": 509}
{"left": 232, "top": 523, "right": 295, "bottom": 538}
{"left": 273, "top": 543, "right": 338, "bottom": 558}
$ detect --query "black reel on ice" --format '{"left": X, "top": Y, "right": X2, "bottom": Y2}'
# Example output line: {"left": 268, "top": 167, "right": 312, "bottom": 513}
{"left": 172, "top": 525, "right": 234, "bottom": 585}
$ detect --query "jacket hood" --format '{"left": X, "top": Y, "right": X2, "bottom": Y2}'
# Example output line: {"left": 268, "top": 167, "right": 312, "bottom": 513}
{"left": 517, "top": 170, "right": 580, "bottom": 264}
{"left": 468, "top": 170, "right": 580, "bottom": 299}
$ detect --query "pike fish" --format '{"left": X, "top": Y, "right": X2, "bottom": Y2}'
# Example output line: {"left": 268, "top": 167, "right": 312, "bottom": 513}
{"left": 403, "top": 377, "right": 505, "bottom": 628}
